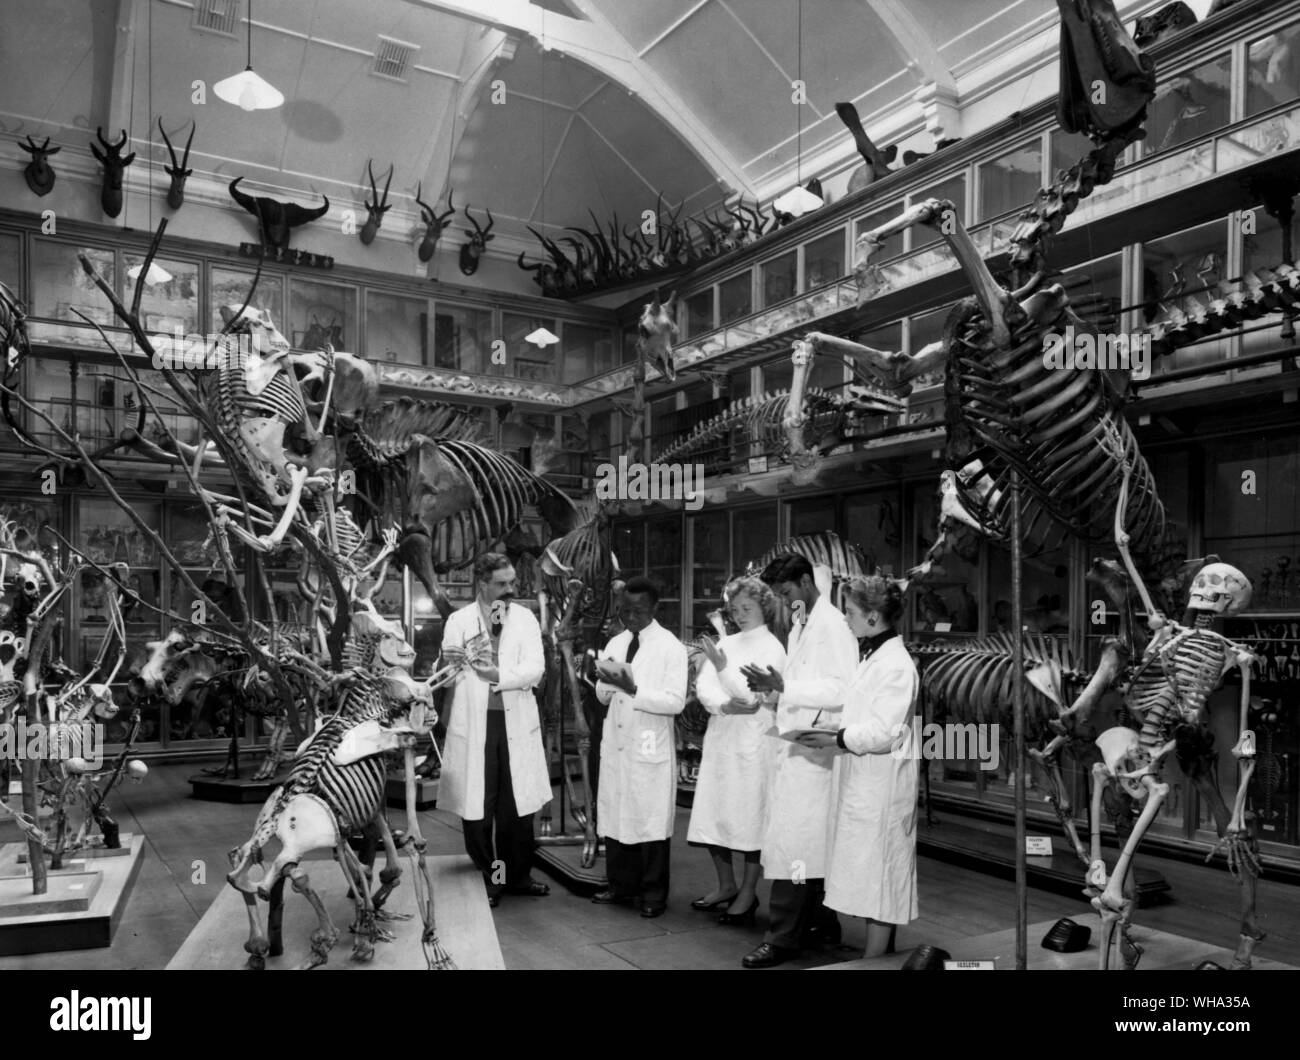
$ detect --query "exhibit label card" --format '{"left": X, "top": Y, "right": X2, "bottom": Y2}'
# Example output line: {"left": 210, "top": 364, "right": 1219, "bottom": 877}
{"left": 1025, "top": 836, "right": 1053, "bottom": 856}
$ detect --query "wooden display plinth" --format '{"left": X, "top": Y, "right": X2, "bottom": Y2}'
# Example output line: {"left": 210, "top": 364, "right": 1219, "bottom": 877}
{"left": 189, "top": 773, "right": 282, "bottom": 803}
{"left": 0, "top": 835, "right": 145, "bottom": 956}
{"left": 167, "top": 853, "right": 504, "bottom": 970}
{"left": 534, "top": 839, "right": 607, "bottom": 893}
{"left": 386, "top": 775, "right": 438, "bottom": 810}
{"left": 813, "top": 918, "right": 1298, "bottom": 971}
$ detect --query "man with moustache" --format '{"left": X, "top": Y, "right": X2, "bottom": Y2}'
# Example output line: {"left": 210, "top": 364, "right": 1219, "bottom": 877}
{"left": 439, "top": 552, "right": 552, "bottom": 907}
{"left": 738, "top": 554, "right": 859, "bottom": 968}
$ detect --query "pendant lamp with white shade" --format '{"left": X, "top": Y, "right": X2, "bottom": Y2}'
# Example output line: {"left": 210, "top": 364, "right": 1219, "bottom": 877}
{"left": 214, "top": 0, "right": 283, "bottom": 111}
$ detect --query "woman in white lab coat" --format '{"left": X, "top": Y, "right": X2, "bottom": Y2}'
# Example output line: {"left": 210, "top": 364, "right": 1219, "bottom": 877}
{"left": 687, "top": 577, "right": 784, "bottom": 923}
{"left": 797, "top": 575, "right": 919, "bottom": 957}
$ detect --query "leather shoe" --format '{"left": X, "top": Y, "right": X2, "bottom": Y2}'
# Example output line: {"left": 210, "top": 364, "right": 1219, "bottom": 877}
{"left": 640, "top": 904, "right": 666, "bottom": 918}
{"left": 592, "top": 889, "right": 635, "bottom": 906}
{"left": 717, "top": 898, "right": 759, "bottom": 926}
{"left": 488, "top": 892, "right": 501, "bottom": 908}
{"left": 742, "top": 942, "right": 799, "bottom": 968}
{"left": 507, "top": 880, "right": 550, "bottom": 897}
{"left": 690, "top": 893, "right": 737, "bottom": 911}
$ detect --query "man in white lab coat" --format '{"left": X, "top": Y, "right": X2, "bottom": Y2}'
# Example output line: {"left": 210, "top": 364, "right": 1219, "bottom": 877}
{"left": 739, "top": 553, "right": 858, "bottom": 968}
{"left": 439, "top": 553, "right": 552, "bottom": 907}
{"left": 592, "top": 576, "right": 688, "bottom": 917}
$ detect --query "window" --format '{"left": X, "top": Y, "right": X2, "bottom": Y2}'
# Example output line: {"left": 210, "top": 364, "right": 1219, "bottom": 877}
{"left": 719, "top": 271, "right": 752, "bottom": 324}
{"left": 121, "top": 254, "right": 199, "bottom": 335}
{"left": 788, "top": 496, "right": 836, "bottom": 538}
{"left": 1049, "top": 128, "right": 1095, "bottom": 179}
{"left": 433, "top": 301, "right": 492, "bottom": 373}
{"left": 763, "top": 358, "right": 793, "bottom": 393}
{"left": 31, "top": 240, "right": 117, "bottom": 334}
{"left": 646, "top": 516, "right": 682, "bottom": 634}
{"left": 1246, "top": 23, "right": 1300, "bottom": 117}
{"left": 691, "top": 511, "right": 729, "bottom": 637}
{"left": 732, "top": 504, "right": 777, "bottom": 572}
{"left": 366, "top": 291, "right": 427, "bottom": 365}
{"left": 978, "top": 141, "right": 1042, "bottom": 221}
{"left": 761, "top": 250, "right": 798, "bottom": 307}
{"left": 855, "top": 204, "right": 905, "bottom": 262}
{"left": 1141, "top": 218, "right": 1230, "bottom": 375}
{"left": 290, "top": 278, "right": 355, "bottom": 351}
{"left": 0, "top": 231, "right": 21, "bottom": 291}
{"left": 909, "top": 174, "right": 966, "bottom": 252}
{"left": 1204, "top": 435, "right": 1300, "bottom": 611}
{"left": 910, "top": 479, "right": 979, "bottom": 636}
{"left": 844, "top": 489, "right": 902, "bottom": 575}
{"left": 805, "top": 230, "right": 845, "bottom": 289}
{"left": 685, "top": 289, "right": 714, "bottom": 338}
{"left": 907, "top": 307, "right": 949, "bottom": 388}
{"left": 1058, "top": 252, "right": 1123, "bottom": 335}
{"left": 502, "top": 313, "right": 559, "bottom": 383}
{"left": 1147, "top": 55, "right": 1231, "bottom": 155}
{"left": 210, "top": 267, "right": 283, "bottom": 335}
{"left": 562, "top": 322, "right": 615, "bottom": 382}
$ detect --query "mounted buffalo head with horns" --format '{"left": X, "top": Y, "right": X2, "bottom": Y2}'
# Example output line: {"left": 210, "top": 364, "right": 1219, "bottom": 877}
{"left": 18, "top": 135, "right": 61, "bottom": 196}
{"left": 90, "top": 127, "right": 136, "bottom": 218}
{"left": 158, "top": 118, "right": 195, "bottom": 209}
{"left": 359, "top": 159, "right": 393, "bottom": 246}
{"left": 229, "top": 176, "right": 330, "bottom": 253}
{"left": 414, "top": 184, "right": 455, "bottom": 262}
{"left": 459, "top": 205, "right": 494, "bottom": 276}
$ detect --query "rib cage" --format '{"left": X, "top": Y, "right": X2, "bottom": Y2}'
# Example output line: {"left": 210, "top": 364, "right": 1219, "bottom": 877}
{"left": 748, "top": 531, "right": 870, "bottom": 581}
{"left": 653, "top": 388, "right": 840, "bottom": 464}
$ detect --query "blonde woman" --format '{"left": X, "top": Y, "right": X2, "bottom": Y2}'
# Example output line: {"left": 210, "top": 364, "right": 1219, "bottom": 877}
{"left": 687, "top": 576, "right": 784, "bottom": 924}
{"left": 797, "top": 575, "right": 919, "bottom": 957}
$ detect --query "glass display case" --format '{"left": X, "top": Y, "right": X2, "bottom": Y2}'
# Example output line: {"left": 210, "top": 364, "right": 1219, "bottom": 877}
{"left": 690, "top": 510, "right": 729, "bottom": 638}
{"left": 718, "top": 271, "right": 752, "bottom": 325}
{"left": 502, "top": 312, "right": 560, "bottom": 382}
{"left": 366, "top": 290, "right": 427, "bottom": 365}
{"left": 978, "top": 140, "right": 1042, "bottom": 221}
{"left": 432, "top": 300, "right": 493, "bottom": 373}
{"left": 289, "top": 277, "right": 356, "bottom": 351}
{"left": 30, "top": 240, "right": 117, "bottom": 346}
{"left": 121, "top": 254, "right": 199, "bottom": 336}
{"left": 1146, "top": 54, "right": 1232, "bottom": 156}
{"left": 761, "top": 250, "right": 798, "bottom": 308}
{"left": 646, "top": 515, "right": 682, "bottom": 635}
{"left": 562, "top": 321, "right": 616, "bottom": 382}
{"left": 209, "top": 267, "right": 284, "bottom": 333}
{"left": 804, "top": 229, "right": 846, "bottom": 289}
{"left": 1246, "top": 21, "right": 1300, "bottom": 118}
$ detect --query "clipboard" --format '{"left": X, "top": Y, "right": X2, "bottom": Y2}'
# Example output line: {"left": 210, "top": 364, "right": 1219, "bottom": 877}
{"left": 778, "top": 727, "right": 839, "bottom": 742}
{"left": 595, "top": 659, "right": 634, "bottom": 684}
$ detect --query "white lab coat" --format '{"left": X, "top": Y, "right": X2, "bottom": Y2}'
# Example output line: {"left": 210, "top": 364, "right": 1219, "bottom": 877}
{"left": 438, "top": 601, "right": 552, "bottom": 821}
{"left": 687, "top": 626, "right": 785, "bottom": 851}
{"left": 761, "top": 595, "right": 859, "bottom": 880}
{"left": 824, "top": 634, "right": 920, "bottom": 924}
{"left": 595, "top": 620, "right": 688, "bottom": 843}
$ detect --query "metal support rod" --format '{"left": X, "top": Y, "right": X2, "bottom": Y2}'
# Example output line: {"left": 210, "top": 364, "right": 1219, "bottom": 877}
{"left": 1011, "top": 468, "right": 1026, "bottom": 970}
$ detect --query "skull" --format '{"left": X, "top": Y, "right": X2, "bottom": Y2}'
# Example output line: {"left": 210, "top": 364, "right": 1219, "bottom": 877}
{"left": 1187, "top": 562, "right": 1252, "bottom": 615}
{"left": 133, "top": 630, "right": 220, "bottom": 705}
{"left": 15, "top": 560, "right": 42, "bottom": 599}
{"left": 0, "top": 630, "right": 24, "bottom": 718}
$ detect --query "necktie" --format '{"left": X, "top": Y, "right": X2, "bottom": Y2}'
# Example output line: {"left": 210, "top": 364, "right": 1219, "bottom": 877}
{"left": 625, "top": 631, "right": 640, "bottom": 663}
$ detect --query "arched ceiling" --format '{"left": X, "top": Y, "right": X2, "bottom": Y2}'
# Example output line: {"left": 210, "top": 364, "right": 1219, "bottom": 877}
{"left": 0, "top": 0, "right": 1205, "bottom": 266}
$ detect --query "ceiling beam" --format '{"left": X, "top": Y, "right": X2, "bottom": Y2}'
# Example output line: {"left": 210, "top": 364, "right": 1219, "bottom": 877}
{"left": 863, "top": 0, "right": 957, "bottom": 94}
{"left": 401, "top": 0, "right": 754, "bottom": 196}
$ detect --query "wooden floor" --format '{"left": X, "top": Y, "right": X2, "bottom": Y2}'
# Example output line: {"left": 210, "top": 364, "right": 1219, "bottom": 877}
{"left": 2, "top": 761, "right": 1298, "bottom": 970}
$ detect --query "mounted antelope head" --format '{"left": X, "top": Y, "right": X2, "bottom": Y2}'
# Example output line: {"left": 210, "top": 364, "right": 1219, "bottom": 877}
{"left": 89, "top": 127, "right": 136, "bottom": 218}
{"left": 414, "top": 183, "right": 455, "bottom": 262}
{"left": 18, "top": 135, "right": 61, "bottom": 196}
{"left": 459, "top": 205, "right": 495, "bottom": 275}
{"left": 229, "top": 176, "right": 331, "bottom": 253}
{"left": 359, "top": 159, "right": 393, "bottom": 246}
{"left": 158, "top": 117, "right": 195, "bottom": 209}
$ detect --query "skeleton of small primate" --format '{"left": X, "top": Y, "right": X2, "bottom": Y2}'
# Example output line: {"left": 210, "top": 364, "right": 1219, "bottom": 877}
{"left": 225, "top": 605, "right": 480, "bottom": 970}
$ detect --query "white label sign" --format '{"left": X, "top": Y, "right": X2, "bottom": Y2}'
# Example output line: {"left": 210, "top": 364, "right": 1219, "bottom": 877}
{"left": 1026, "top": 836, "right": 1053, "bottom": 856}
{"left": 943, "top": 960, "right": 996, "bottom": 970}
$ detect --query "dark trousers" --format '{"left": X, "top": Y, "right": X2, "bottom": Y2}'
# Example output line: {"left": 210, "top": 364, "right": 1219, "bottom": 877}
{"left": 604, "top": 837, "right": 670, "bottom": 907}
{"left": 462, "top": 710, "right": 535, "bottom": 895}
{"left": 765, "top": 877, "right": 838, "bottom": 949}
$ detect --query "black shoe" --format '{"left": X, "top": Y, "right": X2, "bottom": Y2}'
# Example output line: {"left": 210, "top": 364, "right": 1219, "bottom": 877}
{"left": 717, "top": 898, "right": 759, "bottom": 926}
{"left": 506, "top": 880, "right": 550, "bottom": 897}
{"left": 592, "top": 889, "right": 635, "bottom": 906}
{"left": 640, "top": 904, "right": 667, "bottom": 918}
{"left": 690, "top": 892, "right": 738, "bottom": 911}
{"left": 488, "top": 892, "right": 501, "bottom": 908}
{"left": 742, "top": 942, "right": 799, "bottom": 968}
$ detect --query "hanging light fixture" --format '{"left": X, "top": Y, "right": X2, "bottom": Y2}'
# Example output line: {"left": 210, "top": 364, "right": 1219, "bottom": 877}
{"left": 127, "top": 261, "right": 173, "bottom": 285}
{"left": 525, "top": 326, "right": 560, "bottom": 347}
{"left": 776, "top": 0, "right": 822, "bottom": 219}
{"left": 215, "top": 0, "right": 283, "bottom": 111}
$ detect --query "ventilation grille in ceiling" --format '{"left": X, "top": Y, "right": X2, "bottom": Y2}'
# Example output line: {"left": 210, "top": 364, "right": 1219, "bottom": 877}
{"left": 372, "top": 36, "right": 419, "bottom": 82}
{"left": 192, "top": 0, "right": 242, "bottom": 38}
